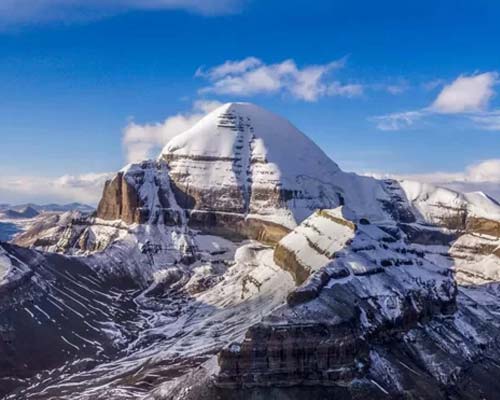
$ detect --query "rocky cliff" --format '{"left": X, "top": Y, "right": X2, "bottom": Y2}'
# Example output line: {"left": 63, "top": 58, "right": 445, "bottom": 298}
{"left": 97, "top": 171, "right": 144, "bottom": 224}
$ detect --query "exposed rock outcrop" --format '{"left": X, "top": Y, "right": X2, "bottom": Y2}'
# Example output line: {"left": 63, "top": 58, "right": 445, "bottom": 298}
{"left": 187, "top": 210, "right": 290, "bottom": 244}
{"left": 97, "top": 172, "right": 146, "bottom": 224}
{"left": 466, "top": 217, "right": 500, "bottom": 237}
{"left": 273, "top": 208, "right": 356, "bottom": 284}
{"left": 217, "top": 322, "right": 367, "bottom": 388}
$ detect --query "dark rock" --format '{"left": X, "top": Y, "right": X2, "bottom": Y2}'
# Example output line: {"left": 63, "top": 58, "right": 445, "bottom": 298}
{"left": 273, "top": 242, "right": 311, "bottom": 285}
{"left": 96, "top": 172, "right": 145, "bottom": 224}
{"left": 466, "top": 217, "right": 500, "bottom": 237}
{"left": 189, "top": 210, "right": 290, "bottom": 244}
{"left": 217, "top": 322, "right": 368, "bottom": 388}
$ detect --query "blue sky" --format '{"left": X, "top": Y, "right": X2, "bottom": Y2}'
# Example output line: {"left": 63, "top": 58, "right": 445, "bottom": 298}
{"left": 0, "top": 0, "right": 499, "bottom": 203}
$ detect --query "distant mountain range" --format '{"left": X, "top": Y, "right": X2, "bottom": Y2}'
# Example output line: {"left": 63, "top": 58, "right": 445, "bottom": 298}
{"left": 0, "top": 206, "right": 39, "bottom": 220}
{"left": 0, "top": 202, "right": 94, "bottom": 242}
{"left": 0, "top": 202, "right": 94, "bottom": 215}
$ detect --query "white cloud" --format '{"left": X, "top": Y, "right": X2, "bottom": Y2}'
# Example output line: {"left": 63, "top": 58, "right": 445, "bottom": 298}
{"left": 382, "top": 159, "right": 500, "bottom": 184}
{"left": 198, "top": 57, "right": 362, "bottom": 102}
{"left": 196, "top": 57, "right": 262, "bottom": 79}
{"left": 366, "top": 81, "right": 409, "bottom": 96}
{"left": 122, "top": 100, "right": 222, "bottom": 163}
{"left": 373, "top": 72, "right": 500, "bottom": 131}
{"left": 0, "top": 172, "right": 112, "bottom": 205}
{"left": 1, "top": 99, "right": 225, "bottom": 204}
{"left": 367, "top": 159, "right": 500, "bottom": 202}
{"left": 469, "top": 110, "right": 500, "bottom": 131}
{"left": 372, "top": 110, "right": 424, "bottom": 131}
{"left": 327, "top": 81, "right": 364, "bottom": 98}
{"left": 384, "top": 84, "right": 408, "bottom": 95}
{"left": 465, "top": 159, "right": 500, "bottom": 183}
{"left": 430, "top": 72, "right": 498, "bottom": 114}
{"left": 0, "top": 0, "right": 243, "bottom": 26}
{"left": 422, "top": 79, "right": 445, "bottom": 91}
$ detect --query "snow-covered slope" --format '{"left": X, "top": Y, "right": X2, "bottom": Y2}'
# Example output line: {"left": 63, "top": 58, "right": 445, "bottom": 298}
{"left": 274, "top": 207, "right": 356, "bottom": 283}
{"left": 162, "top": 102, "right": 341, "bottom": 178}
{"left": 398, "top": 180, "right": 500, "bottom": 224}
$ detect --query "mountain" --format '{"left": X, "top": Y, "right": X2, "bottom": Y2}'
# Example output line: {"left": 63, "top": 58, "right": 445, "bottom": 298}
{"left": 0, "top": 203, "right": 93, "bottom": 243}
{"left": 37, "top": 202, "right": 95, "bottom": 213}
{"left": 0, "top": 202, "right": 94, "bottom": 213}
{"left": 0, "top": 206, "right": 39, "bottom": 220}
{"left": 1, "top": 102, "right": 500, "bottom": 399}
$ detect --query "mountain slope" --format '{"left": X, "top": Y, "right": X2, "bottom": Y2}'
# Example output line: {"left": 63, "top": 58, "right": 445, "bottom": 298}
{"left": 0, "top": 207, "right": 39, "bottom": 220}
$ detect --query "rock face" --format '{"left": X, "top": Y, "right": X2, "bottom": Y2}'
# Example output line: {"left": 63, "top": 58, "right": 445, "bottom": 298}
{"left": 12, "top": 211, "right": 82, "bottom": 249}
{"left": 187, "top": 211, "right": 291, "bottom": 243}
{"left": 97, "top": 171, "right": 146, "bottom": 224}
{"left": 466, "top": 216, "right": 500, "bottom": 236}
{"left": 217, "top": 322, "right": 366, "bottom": 388}
{"left": 274, "top": 208, "right": 356, "bottom": 284}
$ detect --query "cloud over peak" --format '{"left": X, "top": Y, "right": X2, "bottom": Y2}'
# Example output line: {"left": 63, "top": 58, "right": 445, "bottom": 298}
{"left": 197, "top": 57, "right": 363, "bottom": 102}
{"left": 464, "top": 159, "right": 500, "bottom": 183}
{"left": 123, "top": 100, "right": 222, "bottom": 163}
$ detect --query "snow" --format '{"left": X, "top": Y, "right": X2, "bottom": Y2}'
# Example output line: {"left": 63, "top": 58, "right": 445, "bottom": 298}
{"left": 398, "top": 179, "right": 500, "bottom": 222}
{"left": 273, "top": 199, "right": 458, "bottom": 328}
{"left": 464, "top": 191, "right": 500, "bottom": 219}
{"left": 279, "top": 207, "right": 356, "bottom": 273}
{"left": 368, "top": 351, "right": 404, "bottom": 392}
{"left": 14, "top": 240, "right": 294, "bottom": 399}
{"left": 162, "top": 102, "right": 340, "bottom": 181}
{"left": 0, "top": 244, "right": 31, "bottom": 286}
{"left": 160, "top": 102, "right": 344, "bottom": 228}
{"left": 157, "top": 103, "right": 411, "bottom": 227}
{"left": 0, "top": 248, "right": 12, "bottom": 282}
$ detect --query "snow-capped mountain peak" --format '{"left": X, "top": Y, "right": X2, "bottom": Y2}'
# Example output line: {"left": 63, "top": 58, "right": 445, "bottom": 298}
{"left": 159, "top": 102, "right": 343, "bottom": 227}
{"left": 162, "top": 102, "right": 340, "bottom": 176}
